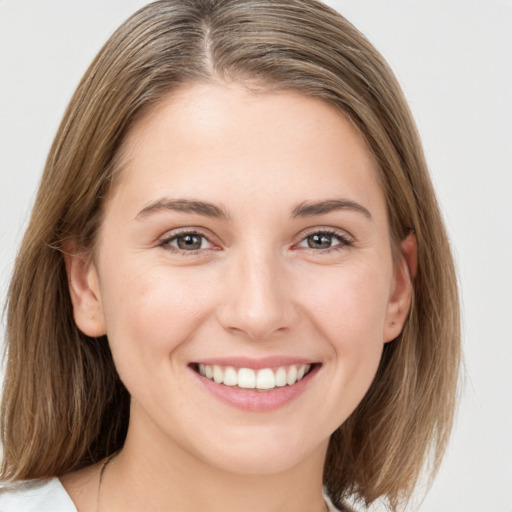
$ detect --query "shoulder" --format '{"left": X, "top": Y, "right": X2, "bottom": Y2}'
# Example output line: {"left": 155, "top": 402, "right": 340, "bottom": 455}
{"left": 0, "top": 478, "right": 77, "bottom": 512}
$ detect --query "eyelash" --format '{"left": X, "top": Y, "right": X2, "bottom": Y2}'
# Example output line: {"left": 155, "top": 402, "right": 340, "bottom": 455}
{"left": 159, "top": 229, "right": 215, "bottom": 255}
{"left": 296, "top": 229, "right": 353, "bottom": 254}
{"left": 158, "top": 228, "right": 353, "bottom": 255}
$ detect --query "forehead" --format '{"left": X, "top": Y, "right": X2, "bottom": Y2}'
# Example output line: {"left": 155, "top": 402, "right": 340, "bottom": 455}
{"left": 109, "top": 82, "right": 384, "bottom": 219}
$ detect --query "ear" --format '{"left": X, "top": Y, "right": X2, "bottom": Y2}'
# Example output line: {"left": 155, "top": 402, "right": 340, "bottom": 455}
{"left": 63, "top": 243, "right": 106, "bottom": 337}
{"left": 383, "top": 232, "right": 417, "bottom": 343}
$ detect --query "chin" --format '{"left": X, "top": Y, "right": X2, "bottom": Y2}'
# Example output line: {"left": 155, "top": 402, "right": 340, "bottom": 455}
{"left": 192, "top": 427, "right": 327, "bottom": 476}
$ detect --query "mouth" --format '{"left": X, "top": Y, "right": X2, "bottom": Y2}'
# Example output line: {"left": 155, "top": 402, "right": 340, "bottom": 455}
{"left": 190, "top": 362, "right": 318, "bottom": 391}
{"left": 189, "top": 357, "right": 321, "bottom": 411}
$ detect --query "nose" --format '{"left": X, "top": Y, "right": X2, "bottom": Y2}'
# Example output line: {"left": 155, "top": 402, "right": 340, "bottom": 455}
{"left": 216, "top": 249, "right": 298, "bottom": 340}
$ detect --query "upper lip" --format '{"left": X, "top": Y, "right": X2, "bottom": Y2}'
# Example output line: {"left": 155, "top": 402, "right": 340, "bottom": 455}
{"left": 190, "top": 356, "right": 318, "bottom": 370}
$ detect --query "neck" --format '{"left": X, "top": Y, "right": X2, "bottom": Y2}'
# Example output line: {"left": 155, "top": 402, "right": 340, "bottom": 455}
{"left": 100, "top": 410, "right": 329, "bottom": 512}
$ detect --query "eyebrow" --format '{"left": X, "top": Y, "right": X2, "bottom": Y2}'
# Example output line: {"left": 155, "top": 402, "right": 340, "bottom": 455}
{"left": 291, "top": 199, "right": 372, "bottom": 219}
{"left": 135, "top": 197, "right": 371, "bottom": 221}
{"left": 135, "top": 198, "right": 229, "bottom": 220}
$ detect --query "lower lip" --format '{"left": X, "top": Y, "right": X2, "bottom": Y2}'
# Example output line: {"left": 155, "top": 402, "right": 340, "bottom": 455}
{"left": 191, "top": 365, "right": 319, "bottom": 412}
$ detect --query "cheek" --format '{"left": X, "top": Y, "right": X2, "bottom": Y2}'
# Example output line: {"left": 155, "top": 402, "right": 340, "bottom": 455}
{"left": 299, "top": 261, "right": 391, "bottom": 415}
{"left": 300, "top": 260, "right": 392, "bottom": 349}
{"left": 98, "top": 262, "right": 214, "bottom": 373}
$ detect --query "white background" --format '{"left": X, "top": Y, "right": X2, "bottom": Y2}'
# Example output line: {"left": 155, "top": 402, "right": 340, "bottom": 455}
{"left": 1, "top": 1, "right": 511, "bottom": 511}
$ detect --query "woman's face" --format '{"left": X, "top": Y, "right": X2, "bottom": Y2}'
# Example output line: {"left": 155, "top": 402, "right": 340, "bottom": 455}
{"left": 69, "top": 83, "right": 412, "bottom": 475}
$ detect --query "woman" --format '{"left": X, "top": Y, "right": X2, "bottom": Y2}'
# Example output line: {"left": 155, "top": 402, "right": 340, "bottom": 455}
{"left": 0, "top": 1, "right": 460, "bottom": 511}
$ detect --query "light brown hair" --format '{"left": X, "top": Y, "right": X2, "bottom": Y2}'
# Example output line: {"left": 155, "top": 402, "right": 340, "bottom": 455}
{"left": 1, "top": 1, "right": 460, "bottom": 510}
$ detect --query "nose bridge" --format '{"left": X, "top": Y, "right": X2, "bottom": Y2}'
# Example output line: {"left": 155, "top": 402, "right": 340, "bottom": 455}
{"left": 218, "top": 244, "right": 295, "bottom": 339}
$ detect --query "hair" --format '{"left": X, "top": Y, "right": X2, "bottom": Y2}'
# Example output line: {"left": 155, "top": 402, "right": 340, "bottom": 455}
{"left": 1, "top": 1, "right": 460, "bottom": 510}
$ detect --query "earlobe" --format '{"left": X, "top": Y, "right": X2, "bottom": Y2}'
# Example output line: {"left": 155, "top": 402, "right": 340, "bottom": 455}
{"left": 383, "top": 232, "right": 417, "bottom": 343}
{"left": 63, "top": 244, "right": 106, "bottom": 337}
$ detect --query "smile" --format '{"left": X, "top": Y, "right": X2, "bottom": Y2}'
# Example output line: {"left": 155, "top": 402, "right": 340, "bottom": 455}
{"left": 190, "top": 359, "right": 320, "bottom": 412}
{"left": 196, "top": 363, "right": 312, "bottom": 390}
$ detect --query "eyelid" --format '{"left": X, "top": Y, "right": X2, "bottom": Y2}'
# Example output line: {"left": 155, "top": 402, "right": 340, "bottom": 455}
{"left": 156, "top": 226, "right": 353, "bottom": 255}
{"left": 293, "top": 227, "right": 354, "bottom": 251}
{"left": 158, "top": 227, "right": 220, "bottom": 253}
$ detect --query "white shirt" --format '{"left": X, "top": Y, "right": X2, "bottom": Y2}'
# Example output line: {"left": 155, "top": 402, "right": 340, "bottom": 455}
{"left": 0, "top": 478, "right": 342, "bottom": 511}
{"left": 0, "top": 478, "right": 77, "bottom": 511}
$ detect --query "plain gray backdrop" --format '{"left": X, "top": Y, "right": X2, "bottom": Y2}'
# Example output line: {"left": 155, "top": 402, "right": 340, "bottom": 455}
{"left": 1, "top": 1, "right": 511, "bottom": 511}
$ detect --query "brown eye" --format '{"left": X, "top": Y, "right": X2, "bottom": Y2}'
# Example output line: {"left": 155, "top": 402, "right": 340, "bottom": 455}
{"left": 306, "top": 233, "right": 334, "bottom": 249}
{"left": 297, "top": 230, "right": 352, "bottom": 252}
{"left": 177, "top": 234, "right": 203, "bottom": 250}
{"left": 164, "top": 232, "right": 212, "bottom": 251}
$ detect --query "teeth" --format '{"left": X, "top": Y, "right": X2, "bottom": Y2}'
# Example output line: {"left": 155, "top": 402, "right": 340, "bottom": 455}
{"left": 237, "top": 368, "right": 256, "bottom": 388}
{"left": 256, "top": 368, "right": 275, "bottom": 390}
{"left": 296, "top": 364, "right": 306, "bottom": 380}
{"left": 275, "top": 367, "right": 287, "bottom": 387}
{"left": 286, "top": 365, "right": 297, "bottom": 385}
{"left": 223, "top": 366, "right": 237, "bottom": 386}
{"left": 197, "top": 364, "right": 312, "bottom": 390}
{"left": 213, "top": 365, "right": 224, "bottom": 384}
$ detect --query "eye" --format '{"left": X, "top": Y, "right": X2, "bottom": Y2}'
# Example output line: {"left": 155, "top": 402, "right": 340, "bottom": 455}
{"left": 296, "top": 230, "right": 352, "bottom": 251}
{"left": 161, "top": 231, "right": 214, "bottom": 252}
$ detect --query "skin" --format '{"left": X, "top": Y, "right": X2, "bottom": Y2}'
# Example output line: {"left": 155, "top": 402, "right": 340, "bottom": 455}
{"left": 63, "top": 82, "right": 414, "bottom": 512}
